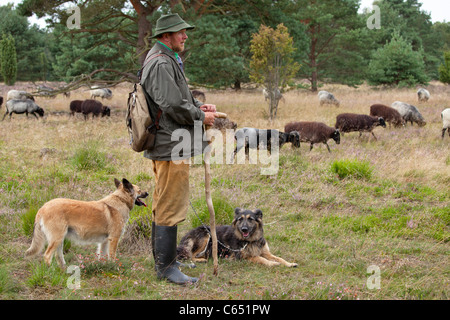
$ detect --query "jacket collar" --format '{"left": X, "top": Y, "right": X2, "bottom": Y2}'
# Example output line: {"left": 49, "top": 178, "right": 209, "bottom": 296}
{"left": 146, "top": 41, "right": 185, "bottom": 76}
{"left": 148, "top": 41, "right": 178, "bottom": 63}
{"left": 157, "top": 41, "right": 180, "bottom": 61}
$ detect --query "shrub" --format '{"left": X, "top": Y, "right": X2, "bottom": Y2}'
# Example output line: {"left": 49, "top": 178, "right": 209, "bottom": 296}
{"left": 26, "top": 262, "right": 66, "bottom": 288}
{"left": 121, "top": 206, "right": 152, "bottom": 254}
{"left": 76, "top": 254, "right": 128, "bottom": 277}
{"left": 21, "top": 203, "right": 40, "bottom": 237}
{"left": 70, "top": 141, "right": 114, "bottom": 173}
{"left": 0, "top": 266, "right": 14, "bottom": 294}
{"left": 330, "top": 159, "right": 373, "bottom": 180}
{"left": 438, "top": 51, "right": 450, "bottom": 84}
{"left": 189, "top": 192, "right": 235, "bottom": 228}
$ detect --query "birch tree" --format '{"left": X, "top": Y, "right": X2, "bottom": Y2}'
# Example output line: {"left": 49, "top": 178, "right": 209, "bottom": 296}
{"left": 250, "top": 24, "right": 299, "bottom": 121}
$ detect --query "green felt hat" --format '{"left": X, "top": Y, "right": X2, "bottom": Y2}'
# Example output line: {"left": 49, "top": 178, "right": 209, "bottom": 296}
{"left": 151, "top": 13, "right": 195, "bottom": 38}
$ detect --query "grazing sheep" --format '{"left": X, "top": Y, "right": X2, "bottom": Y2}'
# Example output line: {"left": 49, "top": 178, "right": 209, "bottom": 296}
{"left": 6, "top": 90, "right": 34, "bottom": 101}
{"left": 2, "top": 99, "right": 44, "bottom": 120}
{"left": 192, "top": 90, "right": 206, "bottom": 103}
{"left": 417, "top": 88, "right": 430, "bottom": 102}
{"left": 69, "top": 100, "right": 84, "bottom": 116}
{"left": 391, "top": 101, "right": 426, "bottom": 127}
{"left": 81, "top": 99, "right": 111, "bottom": 120}
{"left": 318, "top": 91, "right": 339, "bottom": 107}
{"left": 369, "top": 104, "right": 405, "bottom": 128}
{"left": 233, "top": 127, "right": 300, "bottom": 157}
{"left": 335, "top": 113, "right": 386, "bottom": 140}
{"left": 284, "top": 121, "right": 340, "bottom": 152}
{"left": 263, "top": 88, "right": 284, "bottom": 103}
{"left": 441, "top": 108, "right": 450, "bottom": 139}
{"left": 90, "top": 88, "right": 112, "bottom": 100}
{"left": 212, "top": 118, "right": 237, "bottom": 131}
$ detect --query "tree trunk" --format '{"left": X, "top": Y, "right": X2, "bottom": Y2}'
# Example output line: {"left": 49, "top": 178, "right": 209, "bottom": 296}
{"left": 310, "top": 34, "right": 318, "bottom": 92}
{"left": 130, "top": 0, "right": 153, "bottom": 66}
{"left": 136, "top": 13, "right": 151, "bottom": 65}
{"left": 233, "top": 80, "right": 241, "bottom": 90}
{"left": 311, "top": 67, "right": 318, "bottom": 92}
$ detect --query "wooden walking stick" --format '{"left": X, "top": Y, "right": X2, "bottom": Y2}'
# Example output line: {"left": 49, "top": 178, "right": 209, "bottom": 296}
{"left": 204, "top": 111, "right": 227, "bottom": 276}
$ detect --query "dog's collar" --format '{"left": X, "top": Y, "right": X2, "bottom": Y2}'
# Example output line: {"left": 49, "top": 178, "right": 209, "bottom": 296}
{"left": 219, "top": 238, "right": 248, "bottom": 253}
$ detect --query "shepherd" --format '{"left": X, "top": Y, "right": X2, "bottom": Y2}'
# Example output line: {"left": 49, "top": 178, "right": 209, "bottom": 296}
{"left": 140, "top": 13, "right": 220, "bottom": 285}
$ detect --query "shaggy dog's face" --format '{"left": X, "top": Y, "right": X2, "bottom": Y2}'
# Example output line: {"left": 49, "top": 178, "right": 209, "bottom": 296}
{"left": 232, "top": 208, "right": 263, "bottom": 241}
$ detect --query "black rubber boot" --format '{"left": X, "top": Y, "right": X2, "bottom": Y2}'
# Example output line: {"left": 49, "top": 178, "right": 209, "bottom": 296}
{"left": 154, "top": 225, "right": 198, "bottom": 285}
{"left": 152, "top": 222, "right": 195, "bottom": 270}
{"left": 151, "top": 222, "right": 156, "bottom": 270}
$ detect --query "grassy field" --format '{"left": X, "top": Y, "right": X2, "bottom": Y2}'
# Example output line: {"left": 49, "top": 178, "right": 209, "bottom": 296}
{"left": 0, "top": 82, "right": 448, "bottom": 300}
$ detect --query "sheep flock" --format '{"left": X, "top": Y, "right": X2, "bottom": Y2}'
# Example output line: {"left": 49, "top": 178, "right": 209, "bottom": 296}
{"left": 0, "top": 85, "right": 448, "bottom": 153}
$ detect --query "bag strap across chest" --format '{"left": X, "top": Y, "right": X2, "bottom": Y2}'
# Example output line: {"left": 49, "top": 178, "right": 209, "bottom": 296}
{"left": 138, "top": 53, "right": 166, "bottom": 82}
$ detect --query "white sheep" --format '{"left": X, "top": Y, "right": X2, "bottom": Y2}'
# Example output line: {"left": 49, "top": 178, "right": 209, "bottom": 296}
{"left": 90, "top": 88, "right": 112, "bottom": 100}
{"left": 417, "top": 88, "right": 430, "bottom": 102}
{"left": 7, "top": 90, "right": 34, "bottom": 101}
{"left": 391, "top": 101, "right": 426, "bottom": 127}
{"left": 2, "top": 99, "right": 44, "bottom": 120}
{"left": 441, "top": 108, "right": 450, "bottom": 139}
{"left": 318, "top": 90, "right": 339, "bottom": 107}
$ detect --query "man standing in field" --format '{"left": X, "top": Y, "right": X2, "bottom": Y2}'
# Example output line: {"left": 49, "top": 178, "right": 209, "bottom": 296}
{"left": 140, "top": 13, "right": 218, "bottom": 284}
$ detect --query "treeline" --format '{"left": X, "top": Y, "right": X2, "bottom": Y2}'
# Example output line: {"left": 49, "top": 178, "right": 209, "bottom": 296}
{"left": 1, "top": 0, "right": 449, "bottom": 90}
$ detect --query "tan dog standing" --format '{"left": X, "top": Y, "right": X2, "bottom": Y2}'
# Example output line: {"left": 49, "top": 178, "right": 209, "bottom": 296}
{"left": 25, "top": 178, "right": 148, "bottom": 268}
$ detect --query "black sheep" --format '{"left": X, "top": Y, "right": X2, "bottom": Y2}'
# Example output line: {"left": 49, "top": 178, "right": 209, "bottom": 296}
{"left": 285, "top": 121, "right": 340, "bottom": 152}
{"left": 369, "top": 104, "right": 405, "bottom": 128}
{"left": 81, "top": 99, "right": 111, "bottom": 120}
{"left": 335, "top": 113, "right": 386, "bottom": 140}
{"left": 69, "top": 100, "right": 84, "bottom": 116}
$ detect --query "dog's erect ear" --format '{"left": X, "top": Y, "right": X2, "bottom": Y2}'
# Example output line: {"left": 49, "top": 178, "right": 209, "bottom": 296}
{"left": 122, "top": 178, "right": 134, "bottom": 192}
{"left": 234, "top": 208, "right": 243, "bottom": 216}
{"left": 114, "top": 178, "right": 121, "bottom": 188}
{"left": 254, "top": 209, "right": 263, "bottom": 220}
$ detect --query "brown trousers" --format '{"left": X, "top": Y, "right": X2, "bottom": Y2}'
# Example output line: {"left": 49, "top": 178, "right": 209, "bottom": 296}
{"left": 151, "top": 160, "right": 190, "bottom": 226}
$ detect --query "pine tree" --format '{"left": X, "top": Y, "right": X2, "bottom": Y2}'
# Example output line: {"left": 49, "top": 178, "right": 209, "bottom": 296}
{"left": 0, "top": 33, "right": 17, "bottom": 85}
{"left": 367, "top": 31, "right": 428, "bottom": 87}
{"left": 293, "top": 0, "right": 363, "bottom": 91}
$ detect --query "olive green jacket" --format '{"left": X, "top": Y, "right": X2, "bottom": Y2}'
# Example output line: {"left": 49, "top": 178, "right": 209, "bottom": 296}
{"left": 140, "top": 42, "right": 206, "bottom": 161}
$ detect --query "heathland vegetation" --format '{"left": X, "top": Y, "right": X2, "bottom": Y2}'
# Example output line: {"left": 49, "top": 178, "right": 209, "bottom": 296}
{"left": 0, "top": 83, "right": 448, "bottom": 299}
{"left": 0, "top": 0, "right": 448, "bottom": 300}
